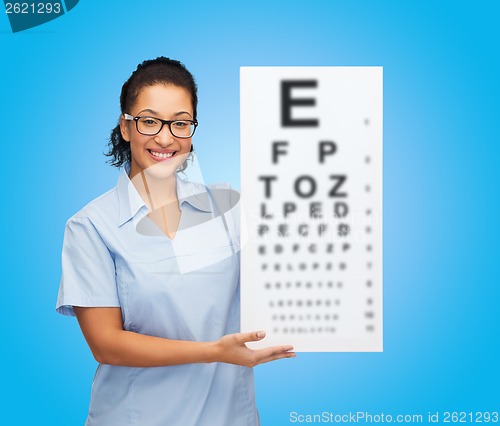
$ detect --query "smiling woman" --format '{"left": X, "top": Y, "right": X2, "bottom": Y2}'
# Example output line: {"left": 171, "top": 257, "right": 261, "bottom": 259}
{"left": 120, "top": 85, "right": 195, "bottom": 180}
{"left": 55, "top": 57, "right": 295, "bottom": 426}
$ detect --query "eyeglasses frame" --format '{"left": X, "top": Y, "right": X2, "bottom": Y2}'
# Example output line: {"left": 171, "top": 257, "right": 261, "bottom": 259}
{"left": 123, "top": 113, "right": 198, "bottom": 139}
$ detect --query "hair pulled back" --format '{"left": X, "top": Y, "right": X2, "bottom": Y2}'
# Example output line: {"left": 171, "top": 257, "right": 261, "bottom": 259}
{"left": 106, "top": 57, "right": 198, "bottom": 168}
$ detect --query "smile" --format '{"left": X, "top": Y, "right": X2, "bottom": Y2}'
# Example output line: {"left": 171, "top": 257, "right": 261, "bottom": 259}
{"left": 148, "top": 149, "right": 176, "bottom": 160}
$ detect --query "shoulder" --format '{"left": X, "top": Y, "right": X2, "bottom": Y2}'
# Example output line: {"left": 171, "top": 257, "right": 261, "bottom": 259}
{"left": 66, "top": 187, "right": 119, "bottom": 229}
{"left": 207, "top": 181, "right": 236, "bottom": 191}
{"left": 206, "top": 182, "right": 240, "bottom": 214}
{"left": 177, "top": 176, "right": 240, "bottom": 213}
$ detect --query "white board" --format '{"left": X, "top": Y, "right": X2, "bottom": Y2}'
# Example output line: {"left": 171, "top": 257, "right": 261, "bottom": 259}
{"left": 240, "top": 67, "right": 383, "bottom": 352}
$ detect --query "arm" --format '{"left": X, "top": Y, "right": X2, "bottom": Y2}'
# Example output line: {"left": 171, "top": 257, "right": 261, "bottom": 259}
{"left": 74, "top": 306, "right": 295, "bottom": 368}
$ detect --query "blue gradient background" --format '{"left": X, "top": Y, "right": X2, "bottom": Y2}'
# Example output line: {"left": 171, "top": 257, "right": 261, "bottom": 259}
{"left": 1, "top": 1, "right": 499, "bottom": 424}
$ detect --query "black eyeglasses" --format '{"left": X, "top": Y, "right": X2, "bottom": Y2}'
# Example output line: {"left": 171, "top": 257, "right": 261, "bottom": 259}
{"left": 124, "top": 113, "right": 198, "bottom": 138}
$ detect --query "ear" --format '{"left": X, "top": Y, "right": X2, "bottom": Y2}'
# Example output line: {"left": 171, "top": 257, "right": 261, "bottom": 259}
{"left": 119, "top": 115, "right": 130, "bottom": 142}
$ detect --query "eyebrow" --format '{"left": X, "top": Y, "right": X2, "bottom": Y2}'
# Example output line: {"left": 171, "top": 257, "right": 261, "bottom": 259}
{"left": 137, "top": 109, "right": 193, "bottom": 118}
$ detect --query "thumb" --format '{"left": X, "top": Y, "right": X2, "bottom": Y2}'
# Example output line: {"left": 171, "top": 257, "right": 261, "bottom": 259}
{"left": 238, "top": 330, "right": 266, "bottom": 343}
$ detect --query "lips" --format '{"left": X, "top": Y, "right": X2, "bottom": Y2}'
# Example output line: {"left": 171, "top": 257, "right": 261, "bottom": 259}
{"left": 148, "top": 149, "right": 176, "bottom": 161}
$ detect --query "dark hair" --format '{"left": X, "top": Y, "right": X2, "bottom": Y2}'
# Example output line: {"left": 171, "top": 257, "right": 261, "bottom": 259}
{"left": 106, "top": 57, "right": 198, "bottom": 168}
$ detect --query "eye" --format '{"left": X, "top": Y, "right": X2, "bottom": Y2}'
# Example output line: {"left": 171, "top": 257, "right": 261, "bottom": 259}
{"left": 139, "top": 117, "right": 160, "bottom": 127}
{"left": 173, "top": 120, "right": 190, "bottom": 128}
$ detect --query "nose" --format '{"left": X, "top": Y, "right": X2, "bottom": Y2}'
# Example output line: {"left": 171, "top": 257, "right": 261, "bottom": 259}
{"left": 154, "top": 123, "right": 175, "bottom": 146}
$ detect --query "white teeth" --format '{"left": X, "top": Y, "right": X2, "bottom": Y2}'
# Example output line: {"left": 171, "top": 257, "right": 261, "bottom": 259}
{"left": 150, "top": 150, "right": 174, "bottom": 159}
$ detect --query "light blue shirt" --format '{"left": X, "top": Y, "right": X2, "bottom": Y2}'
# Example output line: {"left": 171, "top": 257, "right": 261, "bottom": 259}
{"left": 56, "top": 165, "right": 258, "bottom": 426}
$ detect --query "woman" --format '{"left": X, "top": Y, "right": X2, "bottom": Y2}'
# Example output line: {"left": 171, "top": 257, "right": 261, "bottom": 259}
{"left": 56, "top": 57, "right": 295, "bottom": 426}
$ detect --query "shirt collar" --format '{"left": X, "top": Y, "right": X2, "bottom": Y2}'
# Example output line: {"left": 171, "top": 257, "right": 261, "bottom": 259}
{"left": 116, "top": 163, "right": 212, "bottom": 227}
{"left": 117, "top": 163, "right": 146, "bottom": 226}
{"left": 176, "top": 174, "right": 213, "bottom": 214}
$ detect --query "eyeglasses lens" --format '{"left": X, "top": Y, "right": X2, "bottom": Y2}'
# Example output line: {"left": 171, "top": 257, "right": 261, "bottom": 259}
{"left": 137, "top": 117, "right": 195, "bottom": 138}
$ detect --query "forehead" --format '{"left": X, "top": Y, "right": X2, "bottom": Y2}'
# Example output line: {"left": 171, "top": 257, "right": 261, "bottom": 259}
{"left": 132, "top": 84, "right": 192, "bottom": 114}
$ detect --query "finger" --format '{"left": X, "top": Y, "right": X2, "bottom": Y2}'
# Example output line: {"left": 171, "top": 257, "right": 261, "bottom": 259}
{"left": 237, "top": 330, "right": 267, "bottom": 344}
{"left": 253, "top": 345, "right": 295, "bottom": 361}
{"left": 257, "top": 350, "right": 296, "bottom": 365}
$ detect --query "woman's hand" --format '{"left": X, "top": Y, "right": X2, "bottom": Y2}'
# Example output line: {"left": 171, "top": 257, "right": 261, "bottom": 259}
{"left": 214, "top": 331, "right": 295, "bottom": 367}
{"left": 74, "top": 307, "right": 295, "bottom": 367}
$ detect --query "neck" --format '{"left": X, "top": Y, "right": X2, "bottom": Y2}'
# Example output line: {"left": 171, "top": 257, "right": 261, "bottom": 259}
{"left": 130, "top": 169, "right": 178, "bottom": 211}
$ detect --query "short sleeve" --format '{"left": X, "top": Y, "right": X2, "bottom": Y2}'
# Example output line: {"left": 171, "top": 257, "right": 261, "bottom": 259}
{"left": 56, "top": 215, "right": 120, "bottom": 317}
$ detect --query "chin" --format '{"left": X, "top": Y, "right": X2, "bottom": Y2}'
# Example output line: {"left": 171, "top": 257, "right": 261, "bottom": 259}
{"left": 143, "top": 153, "right": 190, "bottom": 179}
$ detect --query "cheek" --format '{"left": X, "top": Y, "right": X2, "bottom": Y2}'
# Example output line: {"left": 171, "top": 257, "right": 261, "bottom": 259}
{"left": 181, "top": 139, "right": 193, "bottom": 153}
{"left": 129, "top": 135, "right": 150, "bottom": 151}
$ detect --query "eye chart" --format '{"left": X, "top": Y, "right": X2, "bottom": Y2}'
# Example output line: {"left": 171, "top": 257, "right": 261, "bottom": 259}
{"left": 240, "top": 67, "right": 383, "bottom": 352}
